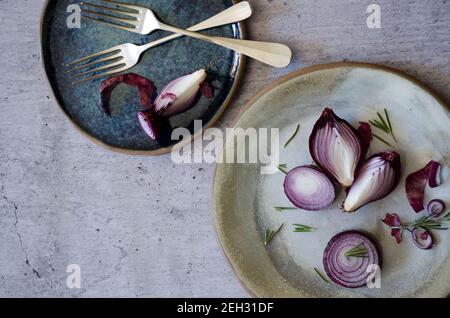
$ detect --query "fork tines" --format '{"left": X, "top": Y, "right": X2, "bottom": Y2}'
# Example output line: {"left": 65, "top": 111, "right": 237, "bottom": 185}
{"left": 65, "top": 46, "right": 125, "bottom": 84}
{"left": 80, "top": 0, "right": 140, "bottom": 32}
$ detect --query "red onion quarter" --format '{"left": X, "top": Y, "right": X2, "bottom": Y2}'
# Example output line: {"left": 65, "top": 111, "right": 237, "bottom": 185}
{"left": 323, "top": 231, "right": 380, "bottom": 288}
{"left": 343, "top": 151, "right": 401, "bottom": 212}
{"left": 309, "top": 108, "right": 362, "bottom": 187}
{"left": 283, "top": 166, "right": 335, "bottom": 211}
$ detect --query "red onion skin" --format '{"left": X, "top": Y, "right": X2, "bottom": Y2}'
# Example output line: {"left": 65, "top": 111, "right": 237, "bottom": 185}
{"left": 323, "top": 231, "right": 380, "bottom": 288}
{"left": 381, "top": 213, "right": 403, "bottom": 243}
{"left": 99, "top": 73, "right": 155, "bottom": 116}
{"left": 283, "top": 165, "right": 335, "bottom": 211}
{"left": 199, "top": 82, "right": 215, "bottom": 98}
{"left": 411, "top": 228, "right": 435, "bottom": 250}
{"left": 343, "top": 151, "right": 401, "bottom": 212}
{"left": 309, "top": 108, "right": 362, "bottom": 187}
{"left": 428, "top": 161, "right": 442, "bottom": 188}
{"left": 356, "top": 122, "right": 372, "bottom": 160}
{"left": 405, "top": 161, "right": 442, "bottom": 213}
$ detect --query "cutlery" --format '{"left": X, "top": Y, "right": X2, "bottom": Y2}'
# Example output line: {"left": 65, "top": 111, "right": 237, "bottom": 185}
{"left": 69, "top": 0, "right": 291, "bottom": 82}
{"left": 67, "top": 1, "right": 253, "bottom": 83}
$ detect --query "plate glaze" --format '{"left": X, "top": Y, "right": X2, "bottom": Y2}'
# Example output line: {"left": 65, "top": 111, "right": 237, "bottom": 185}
{"left": 41, "top": 0, "right": 244, "bottom": 154}
{"left": 213, "top": 62, "right": 450, "bottom": 297}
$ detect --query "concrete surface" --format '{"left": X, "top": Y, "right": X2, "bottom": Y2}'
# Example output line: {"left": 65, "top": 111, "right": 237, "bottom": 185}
{"left": 0, "top": 0, "right": 449, "bottom": 297}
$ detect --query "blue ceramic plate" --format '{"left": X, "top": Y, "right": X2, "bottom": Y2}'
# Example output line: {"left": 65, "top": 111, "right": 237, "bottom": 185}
{"left": 41, "top": 0, "right": 244, "bottom": 154}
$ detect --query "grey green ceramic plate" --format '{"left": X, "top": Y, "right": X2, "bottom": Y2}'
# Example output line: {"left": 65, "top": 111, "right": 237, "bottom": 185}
{"left": 41, "top": 0, "right": 244, "bottom": 154}
{"left": 213, "top": 62, "right": 450, "bottom": 297}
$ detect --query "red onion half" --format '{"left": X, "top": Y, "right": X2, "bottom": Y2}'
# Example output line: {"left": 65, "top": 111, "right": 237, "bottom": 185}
{"left": 411, "top": 228, "right": 435, "bottom": 250}
{"left": 283, "top": 166, "right": 335, "bottom": 211}
{"left": 323, "top": 231, "right": 380, "bottom": 288}
{"left": 406, "top": 161, "right": 442, "bottom": 213}
{"left": 309, "top": 108, "right": 362, "bottom": 187}
{"left": 343, "top": 151, "right": 401, "bottom": 212}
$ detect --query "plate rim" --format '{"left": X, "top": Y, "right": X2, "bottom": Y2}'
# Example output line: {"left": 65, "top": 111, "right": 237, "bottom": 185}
{"left": 39, "top": 0, "right": 247, "bottom": 156}
{"left": 212, "top": 61, "right": 450, "bottom": 298}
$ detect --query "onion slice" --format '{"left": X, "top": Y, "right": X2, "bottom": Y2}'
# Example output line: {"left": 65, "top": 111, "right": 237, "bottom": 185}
{"left": 343, "top": 151, "right": 401, "bottom": 212}
{"left": 323, "top": 231, "right": 380, "bottom": 288}
{"left": 427, "top": 199, "right": 446, "bottom": 217}
{"left": 309, "top": 108, "right": 362, "bottom": 187}
{"left": 405, "top": 161, "right": 442, "bottom": 213}
{"left": 283, "top": 166, "right": 335, "bottom": 211}
{"left": 411, "top": 228, "right": 435, "bottom": 250}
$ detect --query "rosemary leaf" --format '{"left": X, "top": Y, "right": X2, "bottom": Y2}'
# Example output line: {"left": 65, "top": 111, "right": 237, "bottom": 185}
{"left": 372, "top": 133, "right": 393, "bottom": 147}
{"left": 344, "top": 243, "right": 368, "bottom": 258}
{"left": 377, "top": 112, "right": 389, "bottom": 130}
{"left": 283, "top": 124, "right": 300, "bottom": 148}
{"left": 368, "top": 120, "right": 385, "bottom": 130}
{"left": 274, "top": 206, "right": 297, "bottom": 212}
{"left": 293, "top": 224, "right": 316, "bottom": 232}
{"left": 442, "top": 212, "right": 450, "bottom": 223}
{"left": 314, "top": 268, "right": 330, "bottom": 283}
{"left": 277, "top": 164, "right": 288, "bottom": 174}
{"left": 370, "top": 109, "right": 397, "bottom": 144}
{"left": 384, "top": 109, "right": 397, "bottom": 142}
{"left": 264, "top": 224, "right": 284, "bottom": 246}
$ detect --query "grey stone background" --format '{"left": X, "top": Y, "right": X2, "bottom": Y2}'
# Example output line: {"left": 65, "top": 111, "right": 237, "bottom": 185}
{"left": 0, "top": 0, "right": 449, "bottom": 297}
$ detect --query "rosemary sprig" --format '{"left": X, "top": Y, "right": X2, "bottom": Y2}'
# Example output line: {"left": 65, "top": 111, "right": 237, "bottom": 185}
{"left": 372, "top": 133, "right": 393, "bottom": 147}
{"left": 277, "top": 164, "right": 288, "bottom": 174}
{"left": 369, "top": 108, "right": 397, "bottom": 144}
{"left": 442, "top": 212, "right": 450, "bottom": 223}
{"left": 314, "top": 267, "right": 330, "bottom": 283}
{"left": 283, "top": 124, "right": 300, "bottom": 148}
{"left": 264, "top": 224, "right": 284, "bottom": 246}
{"left": 392, "top": 214, "right": 449, "bottom": 232}
{"left": 410, "top": 215, "right": 448, "bottom": 230}
{"left": 344, "top": 243, "right": 368, "bottom": 258}
{"left": 274, "top": 206, "right": 297, "bottom": 212}
{"left": 293, "top": 224, "right": 316, "bottom": 232}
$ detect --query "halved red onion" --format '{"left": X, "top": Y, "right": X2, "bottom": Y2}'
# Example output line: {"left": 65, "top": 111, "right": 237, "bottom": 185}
{"left": 323, "top": 231, "right": 380, "bottom": 288}
{"left": 405, "top": 161, "right": 442, "bottom": 213}
{"left": 309, "top": 108, "right": 362, "bottom": 187}
{"left": 154, "top": 69, "right": 207, "bottom": 117}
{"left": 427, "top": 199, "right": 446, "bottom": 217}
{"left": 283, "top": 166, "right": 335, "bottom": 211}
{"left": 411, "top": 228, "right": 435, "bottom": 250}
{"left": 343, "top": 151, "right": 401, "bottom": 212}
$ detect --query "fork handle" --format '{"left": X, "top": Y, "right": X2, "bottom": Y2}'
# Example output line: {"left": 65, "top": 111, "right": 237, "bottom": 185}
{"left": 159, "top": 24, "right": 292, "bottom": 68}
{"left": 140, "top": 2, "right": 252, "bottom": 51}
